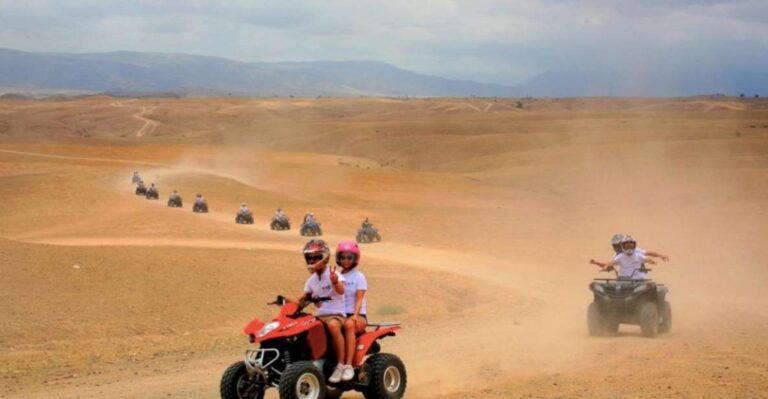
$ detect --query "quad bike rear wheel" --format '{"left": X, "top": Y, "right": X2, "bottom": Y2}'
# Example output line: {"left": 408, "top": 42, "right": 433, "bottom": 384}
{"left": 220, "top": 361, "right": 266, "bottom": 399}
{"left": 362, "top": 353, "right": 407, "bottom": 399}
{"left": 278, "top": 361, "right": 326, "bottom": 399}
{"left": 639, "top": 302, "right": 659, "bottom": 338}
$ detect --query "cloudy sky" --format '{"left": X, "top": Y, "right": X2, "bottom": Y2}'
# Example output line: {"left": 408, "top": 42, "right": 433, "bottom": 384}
{"left": 0, "top": 0, "right": 766, "bottom": 86}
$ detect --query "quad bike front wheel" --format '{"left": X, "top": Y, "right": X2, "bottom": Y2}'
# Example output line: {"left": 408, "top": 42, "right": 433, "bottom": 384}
{"left": 362, "top": 353, "right": 407, "bottom": 399}
{"left": 220, "top": 361, "right": 266, "bottom": 399}
{"left": 587, "top": 302, "right": 605, "bottom": 337}
{"left": 639, "top": 302, "right": 659, "bottom": 338}
{"left": 658, "top": 301, "right": 672, "bottom": 334}
{"left": 278, "top": 361, "right": 326, "bottom": 399}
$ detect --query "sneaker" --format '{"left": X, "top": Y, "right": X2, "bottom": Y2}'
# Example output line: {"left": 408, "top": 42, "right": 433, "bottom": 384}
{"left": 329, "top": 365, "right": 344, "bottom": 384}
{"left": 341, "top": 365, "right": 355, "bottom": 381}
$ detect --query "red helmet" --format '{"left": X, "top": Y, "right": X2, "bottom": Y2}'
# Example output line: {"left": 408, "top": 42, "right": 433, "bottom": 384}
{"left": 303, "top": 239, "right": 330, "bottom": 264}
{"left": 335, "top": 240, "right": 361, "bottom": 267}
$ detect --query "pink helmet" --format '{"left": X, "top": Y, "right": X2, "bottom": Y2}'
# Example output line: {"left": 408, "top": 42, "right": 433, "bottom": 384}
{"left": 335, "top": 240, "right": 361, "bottom": 267}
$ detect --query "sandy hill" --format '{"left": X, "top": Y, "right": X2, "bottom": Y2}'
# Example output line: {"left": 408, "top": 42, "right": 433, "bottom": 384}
{"left": 1, "top": 96, "right": 768, "bottom": 398}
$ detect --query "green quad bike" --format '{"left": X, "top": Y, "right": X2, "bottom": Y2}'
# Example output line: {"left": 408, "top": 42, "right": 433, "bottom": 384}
{"left": 587, "top": 266, "right": 671, "bottom": 338}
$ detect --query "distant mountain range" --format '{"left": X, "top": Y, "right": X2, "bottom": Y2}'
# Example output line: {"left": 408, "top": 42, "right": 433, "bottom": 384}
{"left": 0, "top": 47, "right": 765, "bottom": 97}
{"left": 0, "top": 48, "right": 517, "bottom": 97}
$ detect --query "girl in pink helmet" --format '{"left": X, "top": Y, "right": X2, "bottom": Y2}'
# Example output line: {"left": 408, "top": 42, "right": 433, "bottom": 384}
{"left": 336, "top": 240, "right": 368, "bottom": 382}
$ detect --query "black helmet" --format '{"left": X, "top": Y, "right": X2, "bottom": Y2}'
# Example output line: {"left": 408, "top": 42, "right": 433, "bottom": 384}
{"left": 611, "top": 234, "right": 624, "bottom": 254}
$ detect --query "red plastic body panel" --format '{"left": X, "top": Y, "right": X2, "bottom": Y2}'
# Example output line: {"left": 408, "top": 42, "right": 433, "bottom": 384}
{"left": 241, "top": 301, "right": 328, "bottom": 349}
{"left": 306, "top": 323, "right": 328, "bottom": 359}
{"left": 243, "top": 318, "right": 266, "bottom": 336}
{"left": 353, "top": 326, "right": 401, "bottom": 367}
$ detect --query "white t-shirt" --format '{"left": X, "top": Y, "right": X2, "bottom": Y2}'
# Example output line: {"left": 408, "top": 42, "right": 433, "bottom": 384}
{"left": 613, "top": 252, "right": 647, "bottom": 279}
{"left": 342, "top": 268, "right": 368, "bottom": 315}
{"left": 303, "top": 267, "right": 346, "bottom": 317}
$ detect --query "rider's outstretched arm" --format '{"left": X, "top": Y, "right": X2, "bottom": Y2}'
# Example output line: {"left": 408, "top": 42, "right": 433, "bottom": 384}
{"left": 590, "top": 259, "right": 615, "bottom": 269}
{"left": 643, "top": 257, "right": 657, "bottom": 265}
{"left": 644, "top": 251, "right": 669, "bottom": 262}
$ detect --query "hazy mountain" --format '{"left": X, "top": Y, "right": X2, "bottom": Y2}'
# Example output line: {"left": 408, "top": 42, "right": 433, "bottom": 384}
{"left": 0, "top": 48, "right": 518, "bottom": 97}
{"left": 518, "top": 67, "right": 768, "bottom": 97}
{"left": 1, "top": 48, "right": 763, "bottom": 97}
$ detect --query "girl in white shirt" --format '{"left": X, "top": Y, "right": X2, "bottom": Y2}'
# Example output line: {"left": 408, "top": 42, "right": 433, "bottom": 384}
{"left": 336, "top": 240, "right": 368, "bottom": 382}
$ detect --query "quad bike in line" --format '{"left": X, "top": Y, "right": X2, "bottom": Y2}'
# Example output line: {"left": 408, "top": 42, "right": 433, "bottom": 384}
{"left": 271, "top": 216, "right": 291, "bottom": 231}
{"left": 220, "top": 295, "right": 406, "bottom": 399}
{"left": 587, "top": 262, "right": 671, "bottom": 338}
{"left": 300, "top": 221, "right": 323, "bottom": 237}
{"left": 167, "top": 195, "right": 183, "bottom": 208}
{"left": 356, "top": 226, "right": 381, "bottom": 244}
{"left": 236, "top": 211, "right": 255, "bottom": 224}
{"left": 145, "top": 187, "right": 159, "bottom": 200}
{"left": 193, "top": 200, "right": 209, "bottom": 213}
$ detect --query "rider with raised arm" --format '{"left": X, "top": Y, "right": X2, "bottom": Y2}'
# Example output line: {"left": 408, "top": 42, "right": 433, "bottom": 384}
{"left": 610, "top": 234, "right": 670, "bottom": 261}
{"left": 296, "top": 239, "right": 347, "bottom": 383}
{"left": 592, "top": 235, "right": 657, "bottom": 279}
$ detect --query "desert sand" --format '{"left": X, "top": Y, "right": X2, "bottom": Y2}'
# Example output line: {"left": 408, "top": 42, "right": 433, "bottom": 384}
{"left": 1, "top": 96, "right": 768, "bottom": 398}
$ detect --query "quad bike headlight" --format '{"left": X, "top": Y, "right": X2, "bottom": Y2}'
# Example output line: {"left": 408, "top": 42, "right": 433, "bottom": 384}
{"left": 257, "top": 321, "right": 280, "bottom": 338}
{"left": 590, "top": 282, "right": 604, "bottom": 293}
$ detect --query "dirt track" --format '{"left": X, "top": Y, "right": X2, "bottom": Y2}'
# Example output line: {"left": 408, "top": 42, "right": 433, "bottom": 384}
{"left": 1, "top": 96, "right": 768, "bottom": 398}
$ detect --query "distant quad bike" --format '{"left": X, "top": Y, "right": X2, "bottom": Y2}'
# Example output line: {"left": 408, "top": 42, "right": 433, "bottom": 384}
{"left": 220, "top": 295, "right": 406, "bottom": 399}
{"left": 300, "top": 221, "right": 323, "bottom": 236}
{"left": 236, "top": 212, "right": 254, "bottom": 224}
{"left": 193, "top": 201, "right": 209, "bottom": 213}
{"left": 167, "top": 196, "right": 183, "bottom": 208}
{"left": 356, "top": 227, "right": 382, "bottom": 243}
{"left": 271, "top": 216, "right": 291, "bottom": 231}
{"left": 587, "top": 266, "right": 671, "bottom": 338}
{"left": 145, "top": 188, "right": 159, "bottom": 200}
{"left": 135, "top": 185, "right": 147, "bottom": 196}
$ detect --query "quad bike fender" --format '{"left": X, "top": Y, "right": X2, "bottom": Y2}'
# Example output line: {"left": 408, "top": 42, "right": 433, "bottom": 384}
{"left": 243, "top": 318, "right": 266, "bottom": 337}
{"left": 353, "top": 325, "right": 400, "bottom": 367}
{"left": 242, "top": 302, "right": 300, "bottom": 336}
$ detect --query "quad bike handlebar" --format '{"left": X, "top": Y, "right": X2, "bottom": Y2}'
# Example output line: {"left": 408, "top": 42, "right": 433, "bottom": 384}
{"left": 267, "top": 294, "right": 332, "bottom": 317}
{"left": 599, "top": 266, "right": 652, "bottom": 279}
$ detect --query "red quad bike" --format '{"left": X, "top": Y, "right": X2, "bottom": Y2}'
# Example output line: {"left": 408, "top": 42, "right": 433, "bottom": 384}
{"left": 220, "top": 295, "right": 406, "bottom": 399}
